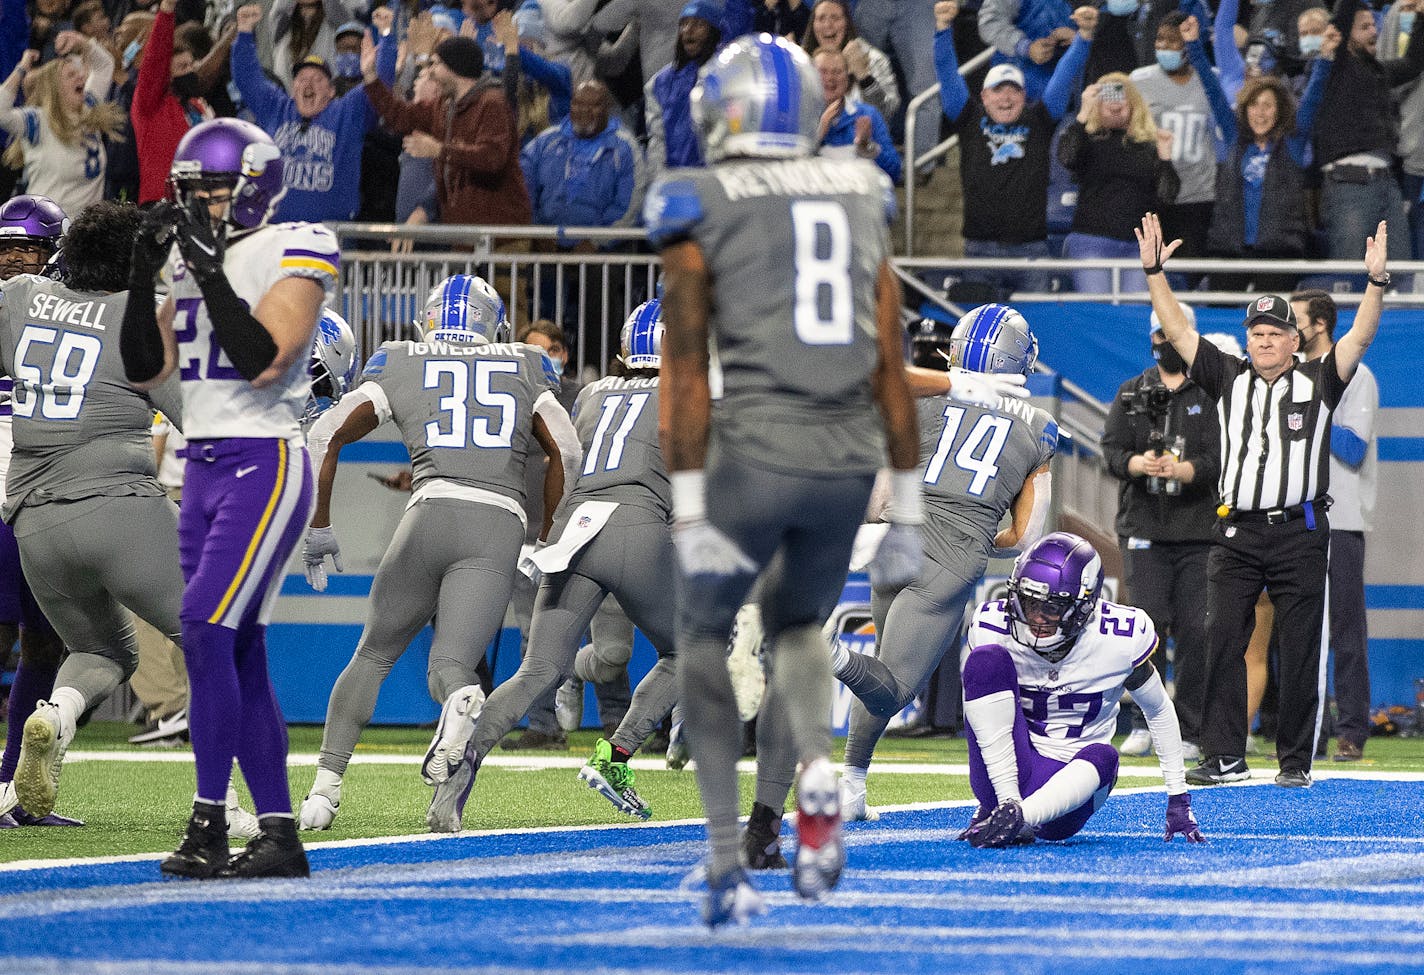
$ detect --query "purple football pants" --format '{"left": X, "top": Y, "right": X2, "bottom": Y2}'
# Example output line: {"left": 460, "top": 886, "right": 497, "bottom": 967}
{"left": 178, "top": 438, "right": 312, "bottom": 814}
{"left": 963, "top": 645, "right": 1119, "bottom": 840}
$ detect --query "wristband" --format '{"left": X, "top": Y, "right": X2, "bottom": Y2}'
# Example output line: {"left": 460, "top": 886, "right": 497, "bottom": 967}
{"left": 671, "top": 470, "right": 707, "bottom": 523}
{"left": 1143, "top": 264, "right": 1163, "bottom": 276}
{"left": 1368, "top": 272, "right": 1390, "bottom": 288}
{"left": 886, "top": 469, "right": 925, "bottom": 526}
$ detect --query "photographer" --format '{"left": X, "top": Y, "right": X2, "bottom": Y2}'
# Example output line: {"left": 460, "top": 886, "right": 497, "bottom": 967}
{"left": 1102, "top": 300, "right": 1220, "bottom": 760}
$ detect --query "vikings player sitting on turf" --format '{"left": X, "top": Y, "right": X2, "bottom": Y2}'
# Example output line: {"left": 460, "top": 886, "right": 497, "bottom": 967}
{"left": 960, "top": 531, "right": 1206, "bottom": 848}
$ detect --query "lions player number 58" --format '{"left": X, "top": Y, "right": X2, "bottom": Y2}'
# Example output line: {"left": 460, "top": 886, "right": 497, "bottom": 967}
{"left": 11, "top": 325, "right": 102, "bottom": 420}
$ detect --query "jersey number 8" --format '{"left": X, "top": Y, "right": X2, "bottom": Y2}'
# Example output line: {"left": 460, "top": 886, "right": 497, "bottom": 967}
{"left": 790, "top": 201, "right": 853, "bottom": 346}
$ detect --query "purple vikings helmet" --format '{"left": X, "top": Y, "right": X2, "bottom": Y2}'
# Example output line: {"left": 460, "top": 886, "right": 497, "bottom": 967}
{"left": 168, "top": 118, "right": 287, "bottom": 234}
{"left": 949, "top": 304, "right": 1039, "bottom": 377}
{"left": 304, "top": 308, "right": 360, "bottom": 424}
{"left": 0, "top": 194, "right": 69, "bottom": 278}
{"left": 690, "top": 34, "right": 825, "bottom": 163}
{"left": 1006, "top": 532, "right": 1104, "bottom": 661}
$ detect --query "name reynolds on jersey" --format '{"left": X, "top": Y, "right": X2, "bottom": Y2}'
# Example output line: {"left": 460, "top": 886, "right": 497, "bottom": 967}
{"left": 28, "top": 293, "right": 109, "bottom": 330}
{"left": 713, "top": 158, "right": 884, "bottom": 202}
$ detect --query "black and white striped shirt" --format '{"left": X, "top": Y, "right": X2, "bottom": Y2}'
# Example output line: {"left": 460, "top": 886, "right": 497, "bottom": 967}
{"left": 1190, "top": 341, "right": 1348, "bottom": 512}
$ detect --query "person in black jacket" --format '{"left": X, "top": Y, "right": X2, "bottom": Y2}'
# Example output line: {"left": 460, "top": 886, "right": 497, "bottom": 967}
{"left": 1311, "top": 0, "right": 1424, "bottom": 261}
{"left": 1102, "top": 301, "right": 1220, "bottom": 761}
{"left": 1058, "top": 71, "right": 1180, "bottom": 294}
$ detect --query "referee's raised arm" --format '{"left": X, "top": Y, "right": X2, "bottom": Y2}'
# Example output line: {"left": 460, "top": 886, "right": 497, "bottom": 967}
{"left": 1135, "top": 212, "right": 1200, "bottom": 370}
{"left": 1333, "top": 219, "right": 1390, "bottom": 384}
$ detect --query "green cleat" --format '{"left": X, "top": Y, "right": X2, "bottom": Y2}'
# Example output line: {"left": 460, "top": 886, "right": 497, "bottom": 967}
{"left": 578, "top": 738, "right": 651, "bottom": 820}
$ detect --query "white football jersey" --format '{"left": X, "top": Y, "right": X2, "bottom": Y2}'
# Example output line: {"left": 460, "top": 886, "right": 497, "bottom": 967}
{"left": 167, "top": 222, "right": 340, "bottom": 440}
{"left": 967, "top": 597, "right": 1157, "bottom": 762}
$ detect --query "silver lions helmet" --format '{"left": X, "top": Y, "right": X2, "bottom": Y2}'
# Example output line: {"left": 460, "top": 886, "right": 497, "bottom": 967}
{"left": 422, "top": 274, "right": 510, "bottom": 344}
{"left": 690, "top": 33, "right": 825, "bottom": 164}
{"left": 620, "top": 299, "right": 664, "bottom": 370}
{"left": 948, "top": 303, "right": 1039, "bottom": 377}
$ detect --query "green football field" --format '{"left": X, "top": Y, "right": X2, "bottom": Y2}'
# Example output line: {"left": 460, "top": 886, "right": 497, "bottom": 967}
{"left": 5, "top": 721, "right": 1423, "bottom": 863}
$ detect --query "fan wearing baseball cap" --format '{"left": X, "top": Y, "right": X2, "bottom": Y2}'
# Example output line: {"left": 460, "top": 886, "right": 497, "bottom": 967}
{"left": 932, "top": 0, "right": 1084, "bottom": 298}
{"left": 1136, "top": 210, "right": 1392, "bottom": 793}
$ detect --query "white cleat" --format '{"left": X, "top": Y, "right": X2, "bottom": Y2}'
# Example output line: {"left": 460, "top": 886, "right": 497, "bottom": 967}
{"left": 225, "top": 784, "right": 261, "bottom": 839}
{"left": 726, "top": 603, "right": 766, "bottom": 722}
{"left": 665, "top": 720, "right": 690, "bottom": 771}
{"left": 555, "top": 676, "right": 584, "bottom": 733}
{"left": 1119, "top": 728, "right": 1153, "bottom": 757}
{"left": 838, "top": 775, "right": 879, "bottom": 823}
{"left": 0, "top": 780, "right": 16, "bottom": 817}
{"left": 299, "top": 792, "right": 340, "bottom": 831}
{"left": 15, "top": 701, "right": 70, "bottom": 819}
{"left": 422, "top": 685, "right": 485, "bottom": 786}
{"left": 793, "top": 758, "right": 845, "bottom": 902}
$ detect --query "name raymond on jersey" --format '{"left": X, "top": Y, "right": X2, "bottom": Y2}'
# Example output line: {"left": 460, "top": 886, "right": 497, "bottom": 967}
{"left": 712, "top": 158, "right": 884, "bottom": 202}
{"left": 28, "top": 293, "right": 110, "bottom": 330}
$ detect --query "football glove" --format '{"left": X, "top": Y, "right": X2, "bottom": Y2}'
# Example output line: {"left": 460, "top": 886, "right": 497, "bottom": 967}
{"left": 303, "top": 526, "right": 344, "bottom": 592}
{"left": 673, "top": 518, "right": 757, "bottom": 578}
{"left": 1164, "top": 792, "right": 1206, "bottom": 843}
{"left": 868, "top": 521, "right": 923, "bottom": 589}
{"left": 174, "top": 194, "right": 226, "bottom": 283}
{"left": 131, "top": 201, "right": 180, "bottom": 281}
{"left": 948, "top": 368, "right": 1030, "bottom": 409}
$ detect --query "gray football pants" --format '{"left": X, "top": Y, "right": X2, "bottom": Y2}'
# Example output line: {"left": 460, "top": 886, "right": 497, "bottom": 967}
{"left": 15, "top": 494, "right": 183, "bottom": 708}
{"left": 471, "top": 505, "right": 678, "bottom": 762}
{"left": 677, "top": 450, "right": 873, "bottom": 881}
{"left": 319, "top": 499, "right": 523, "bottom": 776}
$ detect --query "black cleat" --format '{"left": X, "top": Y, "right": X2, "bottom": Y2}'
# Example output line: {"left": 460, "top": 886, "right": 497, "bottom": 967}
{"left": 219, "top": 816, "right": 310, "bottom": 879}
{"left": 161, "top": 802, "right": 230, "bottom": 879}
{"left": 1185, "top": 755, "right": 1250, "bottom": 786}
{"left": 741, "top": 801, "right": 787, "bottom": 869}
{"left": 1274, "top": 768, "right": 1312, "bottom": 788}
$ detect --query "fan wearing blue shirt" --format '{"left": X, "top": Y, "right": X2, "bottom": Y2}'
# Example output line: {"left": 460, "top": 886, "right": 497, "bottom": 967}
{"left": 814, "top": 47, "right": 902, "bottom": 183}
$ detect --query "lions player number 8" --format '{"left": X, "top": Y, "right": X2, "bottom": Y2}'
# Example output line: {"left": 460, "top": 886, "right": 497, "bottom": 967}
{"left": 790, "top": 201, "right": 853, "bottom": 346}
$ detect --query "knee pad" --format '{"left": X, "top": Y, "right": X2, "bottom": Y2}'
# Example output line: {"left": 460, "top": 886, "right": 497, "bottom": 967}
{"left": 961, "top": 644, "right": 1017, "bottom": 701}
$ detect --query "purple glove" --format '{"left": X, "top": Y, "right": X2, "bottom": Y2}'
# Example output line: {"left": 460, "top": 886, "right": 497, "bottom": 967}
{"left": 1165, "top": 792, "right": 1206, "bottom": 843}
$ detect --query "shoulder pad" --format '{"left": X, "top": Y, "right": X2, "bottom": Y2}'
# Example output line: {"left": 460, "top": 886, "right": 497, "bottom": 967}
{"left": 644, "top": 177, "right": 704, "bottom": 250}
{"left": 362, "top": 346, "right": 390, "bottom": 379}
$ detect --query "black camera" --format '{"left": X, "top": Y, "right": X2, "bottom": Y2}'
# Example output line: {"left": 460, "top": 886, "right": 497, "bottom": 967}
{"left": 1121, "top": 383, "right": 1172, "bottom": 418}
{"left": 1120, "top": 383, "right": 1182, "bottom": 495}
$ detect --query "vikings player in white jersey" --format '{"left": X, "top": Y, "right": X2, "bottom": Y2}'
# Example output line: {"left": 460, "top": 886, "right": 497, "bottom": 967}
{"left": 959, "top": 532, "right": 1206, "bottom": 848}
{"left": 121, "top": 118, "right": 338, "bottom": 880}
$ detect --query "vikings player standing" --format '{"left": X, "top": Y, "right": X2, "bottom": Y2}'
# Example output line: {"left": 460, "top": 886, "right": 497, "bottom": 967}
{"left": 121, "top": 118, "right": 339, "bottom": 879}
{"left": 960, "top": 531, "right": 1206, "bottom": 848}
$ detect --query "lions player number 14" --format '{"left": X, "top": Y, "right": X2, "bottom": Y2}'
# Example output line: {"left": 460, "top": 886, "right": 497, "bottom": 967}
{"left": 790, "top": 201, "right": 853, "bottom": 345}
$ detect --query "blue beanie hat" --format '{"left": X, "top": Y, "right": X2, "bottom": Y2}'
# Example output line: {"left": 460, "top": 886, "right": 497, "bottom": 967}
{"left": 680, "top": 0, "right": 724, "bottom": 32}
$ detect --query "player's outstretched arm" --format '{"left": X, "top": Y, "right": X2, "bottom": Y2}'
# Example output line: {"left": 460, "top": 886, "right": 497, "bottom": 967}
{"left": 1125, "top": 658, "right": 1206, "bottom": 843}
{"left": 121, "top": 203, "right": 182, "bottom": 389}
{"left": 1136, "top": 212, "right": 1198, "bottom": 369}
{"left": 303, "top": 394, "right": 379, "bottom": 591}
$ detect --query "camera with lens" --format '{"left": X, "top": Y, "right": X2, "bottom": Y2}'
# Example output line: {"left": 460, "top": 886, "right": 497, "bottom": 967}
{"left": 1120, "top": 383, "right": 1182, "bottom": 495}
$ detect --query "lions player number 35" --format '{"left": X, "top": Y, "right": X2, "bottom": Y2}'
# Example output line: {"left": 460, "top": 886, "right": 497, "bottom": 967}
{"left": 11, "top": 325, "right": 102, "bottom": 420}
{"left": 790, "top": 201, "right": 852, "bottom": 346}
{"left": 424, "top": 359, "right": 518, "bottom": 448}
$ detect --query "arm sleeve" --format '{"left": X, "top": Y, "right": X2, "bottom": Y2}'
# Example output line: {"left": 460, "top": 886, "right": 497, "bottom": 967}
{"left": 1384, "top": 6, "right": 1424, "bottom": 86}
{"left": 1294, "top": 56, "right": 1332, "bottom": 140}
{"left": 1213, "top": 0, "right": 1244, "bottom": 100}
{"left": 1043, "top": 34, "right": 1090, "bottom": 121}
{"left": 305, "top": 386, "right": 377, "bottom": 477}
{"left": 644, "top": 75, "right": 666, "bottom": 182}
{"left": 520, "top": 132, "right": 544, "bottom": 219}
{"left": 377, "top": 26, "right": 399, "bottom": 86}
{"left": 934, "top": 27, "right": 971, "bottom": 125}
{"left": 134, "top": 8, "right": 175, "bottom": 116}
{"left": 978, "top": 0, "right": 1029, "bottom": 58}
{"left": 1128, "top": 665, "right": 1189, "bottom": 794}
{"left": 1189, "top": 45, "right": 1236, "bottom": 156}
{"left": 1330, "top": 368, "right": 1376, "bottom": 468}
{"left": 534, "top": 389, "right": 582, "bottom": 490}
{"left": 1332, "top": 424, "right": 1367, "bottom": 467}
{"left": 231, "top": 32, "right": 289, "bottom": 126}
{"left": 519, "top": 44, "right": 573, "bottom": 111}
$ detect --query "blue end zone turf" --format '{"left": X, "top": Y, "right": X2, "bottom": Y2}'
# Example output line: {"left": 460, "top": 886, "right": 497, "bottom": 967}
{"left": 2, "top": 780, "right": 1423, "bottom": 974}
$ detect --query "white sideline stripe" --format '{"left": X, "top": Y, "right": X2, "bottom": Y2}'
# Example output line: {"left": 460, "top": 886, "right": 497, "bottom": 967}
{"left": 56, "top": 751, "right": 1424, "bottom": 781}
{"left": 0, "top": 958, "right": 698, "bottom": 975}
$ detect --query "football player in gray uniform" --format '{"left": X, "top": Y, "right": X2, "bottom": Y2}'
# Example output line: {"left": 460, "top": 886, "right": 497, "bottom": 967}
{"left": 299, "top": 274, "right": 580, "bottom": 833}
{"left": 647, "top": 34, "right": 925, "bottom": 925}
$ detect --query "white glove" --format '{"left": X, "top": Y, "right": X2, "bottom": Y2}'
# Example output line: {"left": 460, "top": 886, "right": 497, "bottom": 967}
{"left": 673, "top": 519, "right": 758, "bottom": 578}
{"left": 303, "top": 526, "right": 343, "bottom": 592}
{"left": 948, "top": 368, "right": 1029, "bottom": 408}
{"left": 868, "top": 521, "right": 923, "bottom": 589}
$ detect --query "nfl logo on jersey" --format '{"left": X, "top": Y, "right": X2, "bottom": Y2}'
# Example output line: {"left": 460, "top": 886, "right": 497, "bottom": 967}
{"left": 578, "top": 515, "right": 592, "bottom": 528}
{"left": 1287, "top": 412, "right": 1303, "bottom": 431}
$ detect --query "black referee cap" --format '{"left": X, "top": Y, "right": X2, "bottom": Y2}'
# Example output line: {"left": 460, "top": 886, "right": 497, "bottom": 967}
{"left": 1244, "top": 294, "right": 1296, "bottom": 331}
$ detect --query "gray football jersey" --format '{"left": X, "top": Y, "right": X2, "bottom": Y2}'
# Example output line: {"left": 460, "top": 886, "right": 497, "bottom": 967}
{"left": 916, "top": 394, "right": 1058, "bottom": 564}
{"left": 0, "top": 276, "right": 166, "bottom": 519}
{"left": 646, "top": 156, "right": 896, "bottom": 475}
{"left": 361, "top": 339, "right": 559, "bottom": 503}
{"left": 568, "top": 374, "right": 668, "bottom": 517}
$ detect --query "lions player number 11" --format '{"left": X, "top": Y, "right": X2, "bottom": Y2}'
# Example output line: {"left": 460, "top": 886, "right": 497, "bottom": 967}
{"left": 790, "top": 201, "right": 853, "bottom": 346}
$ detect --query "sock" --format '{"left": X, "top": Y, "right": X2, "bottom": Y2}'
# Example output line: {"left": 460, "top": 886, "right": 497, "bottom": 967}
{"left": 831, "top": 638, "right": 851, "bottom": 675}
{"left": 49, "top": 686, "right": 86, "bottom": 743}
{"left": 842, "top": 766, "right": 867, "bottom": 790}
{"left": 1, "top": 658, "right": 59, "bottom": 780}
{"left": 1020, "top": 759, "right": 1102, "bottom": 826}
{"left": 182, "top": 620, "right": 242, "bottom": 806}
{"left": 963, "top": 690, "right": 1023, "bottom": 803}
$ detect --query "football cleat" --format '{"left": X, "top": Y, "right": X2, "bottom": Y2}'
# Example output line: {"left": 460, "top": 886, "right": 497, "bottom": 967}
{"left": 226, "top": 784, "right": 261, "bottom": 839}
{"left": 726, "top": 603, "right": 766, "bottom": 722}
{"left": 699, "top": 866, "right": 765, "bottom": 928}
{"left": 955, "top": 805, "right": 992, "bottom": 842}
{"left": 0, "top": 780, "right": 16, "bottom": 817}
{"left": 15, "top": 701, "right": 71, "bottom": 818}
{"left": 1119, "top": 728, "right": 1153, "bottom": 757}
{"left": 666, "top": 719, "right": 690, "bottom": 770}
{"left": 422, "top": 684, "right": 485, "bottom": 785}
{"left": 741, "top": 801, "right": 787, "bottom": 869}
{"left": 555, "top": 676, "right": 584, "bottom": 733}
{"left": 578, "top": 738, "right": 651, "bottom": 820}
{"left": 219, "top": 818, "right": 310, "bottom": 879}
{"left": 298, "top": 792, "right": 339, "bottom": 831}
{"left": 792, "top": 758, "right": 844, "bottom": 901}
{"left": 968, "top": 798, "right": 1035, "bottom": 849}
{"left": 839, "top": 775, "right": 880, "bottom": 823}
{"left": 427, "top": 739, "right": 479, "bottom": 833}
{"left": 1185, "top": 755, "right": 1251, "bottom": 786}
{"left": 161, "top": 802, "right": 231, "bottom": 879}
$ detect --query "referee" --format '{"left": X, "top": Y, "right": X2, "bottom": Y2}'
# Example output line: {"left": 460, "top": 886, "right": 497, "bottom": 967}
{"left": 1134, "top": 212, "right": 1389, "bottom": 789}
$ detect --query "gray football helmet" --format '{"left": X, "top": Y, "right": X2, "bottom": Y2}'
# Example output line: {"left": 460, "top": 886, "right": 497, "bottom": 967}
{"left": 690, "top": 33, "right": 825, "bottom": 164}
{"left": 948, "top": 303, "right": 1039, "bottom": 377}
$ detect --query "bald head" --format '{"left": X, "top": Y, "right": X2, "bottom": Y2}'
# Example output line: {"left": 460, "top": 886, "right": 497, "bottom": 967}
{"left": 570, "top": 80, "right": 612, "bottom": 138}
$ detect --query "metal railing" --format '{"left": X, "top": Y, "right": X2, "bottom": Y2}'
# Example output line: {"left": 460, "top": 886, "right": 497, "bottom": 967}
{"left": 901, "top": 47, "right": 994, "bottom": 256}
